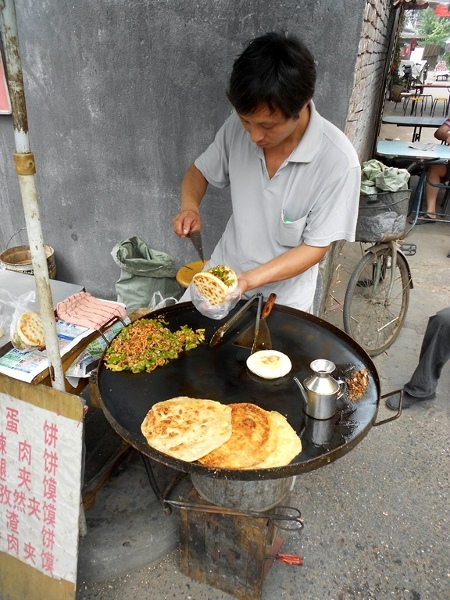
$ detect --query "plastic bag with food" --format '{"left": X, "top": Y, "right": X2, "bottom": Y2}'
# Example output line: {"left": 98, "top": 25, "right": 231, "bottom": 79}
{"left": 9, "top": 291, "right": 45, "bottom": 351}
{"left": 190, "top": 283, "right": 241, "bottom": 320}
{"left": 189, "top": 265, "right": 241, "bottom": 320}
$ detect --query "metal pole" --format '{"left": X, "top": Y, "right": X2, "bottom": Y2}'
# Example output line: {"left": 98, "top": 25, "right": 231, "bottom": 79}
{"left": 0, "top": 0, "right": 65, "bottom": 391}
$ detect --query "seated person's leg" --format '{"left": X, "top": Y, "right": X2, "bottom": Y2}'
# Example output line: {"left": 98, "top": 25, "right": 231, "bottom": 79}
{"left": 386, "top": 307, "right": 450, "bottom": 410}
{"left": 425, "top": 164, "right": 448, "bottom": 217}
{"left": 404, "top": 307, "right": 450, "bottom": 399}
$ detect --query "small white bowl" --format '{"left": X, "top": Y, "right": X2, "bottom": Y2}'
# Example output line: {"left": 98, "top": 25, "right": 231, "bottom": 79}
{"left": 246, "top": 350, "right": 292, "bottom": 380}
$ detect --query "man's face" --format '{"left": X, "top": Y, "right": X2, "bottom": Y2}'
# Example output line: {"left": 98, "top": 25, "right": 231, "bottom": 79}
{"left": 237, "top": 104, "right": 303, "bottom": 150}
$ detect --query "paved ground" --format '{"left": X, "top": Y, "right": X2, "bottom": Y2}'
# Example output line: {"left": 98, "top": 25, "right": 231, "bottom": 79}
{"left": 75, "top": 83, "right": 450, "bottom": 600}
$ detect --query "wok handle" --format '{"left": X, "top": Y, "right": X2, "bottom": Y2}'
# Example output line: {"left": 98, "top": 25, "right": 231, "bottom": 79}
{"left": 261, "top": 293, "right": 277, "bottom": 320}
{"left": 372, "top": 389, "right": 403, "bottom": 426}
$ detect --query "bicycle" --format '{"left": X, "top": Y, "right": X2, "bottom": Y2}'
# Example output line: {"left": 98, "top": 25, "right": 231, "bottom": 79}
{"left": 342, "top": 187, "right": 415, "bottom": 356}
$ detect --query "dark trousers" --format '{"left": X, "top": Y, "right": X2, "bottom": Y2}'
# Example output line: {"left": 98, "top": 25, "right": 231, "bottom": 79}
{"left": 404, "top": 307, "right": 450, "bottom": 398}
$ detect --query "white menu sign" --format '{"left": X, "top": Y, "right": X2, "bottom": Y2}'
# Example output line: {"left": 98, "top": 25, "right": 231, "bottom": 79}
{"left": 0, "top": 392, "right": 82, "bottom": 583}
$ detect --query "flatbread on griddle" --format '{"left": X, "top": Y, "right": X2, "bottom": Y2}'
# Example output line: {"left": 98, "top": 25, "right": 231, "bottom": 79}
{"left": 197, "top": 402, "right": 276, "bottom": 469}
{"left": 251, "top": 411, "right": 302, "bottom": 468}
{"left": 141, "top": 397, "right": 232, "bottom": 462}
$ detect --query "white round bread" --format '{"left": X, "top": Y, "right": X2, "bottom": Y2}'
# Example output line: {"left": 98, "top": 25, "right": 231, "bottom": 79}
{"left": 246, "top": 350, "right": 292, "bottom": 380}
{"left": 192, "top": 265, "right": 238, "bottom": 306}
{"left": 16, "top": 311, "right": 45, "bottom": 348}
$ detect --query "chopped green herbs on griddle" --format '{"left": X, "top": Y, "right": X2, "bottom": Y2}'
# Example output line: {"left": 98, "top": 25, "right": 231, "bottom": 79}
{"left": 103, "top": 318, "right": 205, "bottom": 374}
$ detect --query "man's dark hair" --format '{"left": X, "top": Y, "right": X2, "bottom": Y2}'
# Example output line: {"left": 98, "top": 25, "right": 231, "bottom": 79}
{"left": 226, "top": 32, "right": 316, "bottom": 119}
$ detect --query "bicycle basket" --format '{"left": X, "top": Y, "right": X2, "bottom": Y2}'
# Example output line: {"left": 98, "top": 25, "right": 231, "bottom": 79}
{"left": 355, "top": 189, "right": 411, "bottom": 242}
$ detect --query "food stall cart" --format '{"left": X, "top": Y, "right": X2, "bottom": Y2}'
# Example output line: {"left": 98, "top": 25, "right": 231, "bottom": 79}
{"left": 93, "top": 299, "right": 401, "bottom": 600}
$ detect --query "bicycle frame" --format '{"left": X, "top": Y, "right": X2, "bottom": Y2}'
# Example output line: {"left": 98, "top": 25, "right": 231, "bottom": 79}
{"left": 364, "top": 240, "right": 414, "bottom": 296}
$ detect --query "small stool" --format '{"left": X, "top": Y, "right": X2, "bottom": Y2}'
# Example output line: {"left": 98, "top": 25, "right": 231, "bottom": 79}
{"left": 403, "top": 94, "right": 431, "bottom": 116}
{"left": 176, "top": 260, "right": 207, "bottom": 288}
{"left": 421, "top": 94, "right": 434, "bottom": 114}
{"left": 400, "top": 92, "right": 413, "bottom": 112}
{"left": 403, "top": 95, "right": 422, "bottom": 115}
{"left": 431, "top": 96, "right": 448, "bottom": 116}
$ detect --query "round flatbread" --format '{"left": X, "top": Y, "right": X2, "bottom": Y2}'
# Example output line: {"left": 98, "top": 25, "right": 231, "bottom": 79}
{"left": 16, "top": 311, "right": 45, "bottom": 347}
{"left": 246, "top": 350, "right": 292, "bottom": 380}
{"left": 198, "top": 402, "right": 276, "bottom": 469}
{"left": 141, "top": 397, "right": 232, "bottom": 462}
{"left": 192, "top": 265, "right": 238, "bottom": 306}
{"left": 252, "top": 411, "right": 302, "bottom": 469}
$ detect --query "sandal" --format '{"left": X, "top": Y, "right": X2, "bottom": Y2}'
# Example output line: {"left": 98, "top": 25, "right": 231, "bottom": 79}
{"left": 417, "top": 214, "right": 437, "bottom": 224}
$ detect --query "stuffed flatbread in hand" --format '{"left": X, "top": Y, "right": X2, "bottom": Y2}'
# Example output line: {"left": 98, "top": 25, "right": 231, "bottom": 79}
{"left": 192, "top": 265, "right": 238, "bottom": 305}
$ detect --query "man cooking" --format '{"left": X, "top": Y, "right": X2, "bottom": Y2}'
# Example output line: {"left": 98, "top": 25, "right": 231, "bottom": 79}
{"left": 172, "top": 32, "right": 360, "bottom": 311}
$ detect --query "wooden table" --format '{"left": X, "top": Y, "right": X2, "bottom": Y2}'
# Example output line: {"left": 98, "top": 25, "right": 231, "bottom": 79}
{"left": 0, "top": 270, "right": 99, "bottom": 392}
{"left": 412, "top": 82, "right": 450, "bottom": 92}
{"left": 0, "top": 269, "right": 132, "bottom": 510}
{"left": 0, "top": 270, "right": 83, "bottom": 349}
{"left": 381, "top": 116, "right": 445, "bottom": 142}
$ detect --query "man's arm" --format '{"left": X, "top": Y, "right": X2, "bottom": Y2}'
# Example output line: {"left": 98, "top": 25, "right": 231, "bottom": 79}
{"left": 237, "top": 243, "right": 330, "bottom": 295}
{"left": 172, "top": 164, "right": 208, "bottom": 237}
{"left": 434, "top": 121, "right": 450, "bottom": 144}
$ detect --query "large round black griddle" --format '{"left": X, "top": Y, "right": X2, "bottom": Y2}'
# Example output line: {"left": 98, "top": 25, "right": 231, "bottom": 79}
{"left": 97, "top": 300, "right": 381, "bottom": 480}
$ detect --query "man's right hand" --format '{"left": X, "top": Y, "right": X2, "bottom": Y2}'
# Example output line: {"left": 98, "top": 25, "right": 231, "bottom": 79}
{"left": 172, "top": 209, "right": 202, "bottom": 238}
{"left": 173, "top": 164, "right": 208, "bottom": 237}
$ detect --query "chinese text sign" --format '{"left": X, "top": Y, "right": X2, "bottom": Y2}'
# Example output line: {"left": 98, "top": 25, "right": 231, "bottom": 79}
{"left": 0, "top": 392, "right": 83, "bottom": 583}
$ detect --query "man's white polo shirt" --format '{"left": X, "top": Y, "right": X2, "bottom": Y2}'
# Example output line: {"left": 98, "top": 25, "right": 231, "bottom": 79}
{"left": 194, "top": 101, "right": 360, "bottom": 310}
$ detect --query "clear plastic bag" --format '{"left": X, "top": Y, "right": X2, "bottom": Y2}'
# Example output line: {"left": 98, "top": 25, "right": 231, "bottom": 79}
{"left": 148, "top": 291, "right": 179, "bottom": 311}
{"left": 189, "top": 281, "right": 241, "bottom": 320}
{"left": 6, "top": 291, "right": 44, "bottom": 352}
{"left": 0, "top": 288, "right": 26, "bottom": 346}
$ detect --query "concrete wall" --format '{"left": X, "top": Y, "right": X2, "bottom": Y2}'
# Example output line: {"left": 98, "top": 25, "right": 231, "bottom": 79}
{"left": 0, "top": 0, "right": 396, "bottom": 304}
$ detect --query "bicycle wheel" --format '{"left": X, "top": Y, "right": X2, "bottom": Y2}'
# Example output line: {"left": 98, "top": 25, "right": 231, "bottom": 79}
{"left": 343, "top": 247, "right": 410, "bottom": 356}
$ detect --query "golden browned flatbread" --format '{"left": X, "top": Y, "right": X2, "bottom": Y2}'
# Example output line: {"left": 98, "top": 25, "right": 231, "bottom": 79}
{"left": 141, "top": 397, "right": 232, "bottom": 462}
{"left": 198, "top": 402, "right": 276, "bottom": 469}
{"left": 192, "top": 265, "right": 238, "bottom": 306}
{"left": 17, "top": 311, "right": 45, "bottom": 347}
{"left": 252, "top": 411, "right": 302, "bottom": 468}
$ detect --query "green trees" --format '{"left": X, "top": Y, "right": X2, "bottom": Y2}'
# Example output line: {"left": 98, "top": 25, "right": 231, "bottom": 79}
{"left": 417, "top": 7, "right": 450, "bottom": 46}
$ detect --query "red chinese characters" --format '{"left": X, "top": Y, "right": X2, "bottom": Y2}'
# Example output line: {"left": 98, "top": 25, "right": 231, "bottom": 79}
{"left": 0, "top": 393, "right": 82, "bottom": 584}
{"left": 0, "top": 403, "right": 61, "bottom": 575}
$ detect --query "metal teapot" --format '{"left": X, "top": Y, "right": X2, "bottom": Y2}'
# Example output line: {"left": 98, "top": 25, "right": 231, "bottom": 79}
{"left": 294, "top": 359, "right": 342, "bottom": 420}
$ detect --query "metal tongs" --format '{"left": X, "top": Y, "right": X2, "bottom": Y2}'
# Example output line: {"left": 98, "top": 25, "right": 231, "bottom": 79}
{"left": 234, "top": 293, "right": 276, "bottom": 351}
{"left": 209, "top": 293, "right": 262, "bottom": 347}
{"left": 165, "top": 499, "right": 304, "bottom": 534}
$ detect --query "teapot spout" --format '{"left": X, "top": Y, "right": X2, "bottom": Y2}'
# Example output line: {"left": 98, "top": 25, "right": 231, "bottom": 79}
{"left": 293, "top": 376, "right": 308, "bottom": 403}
